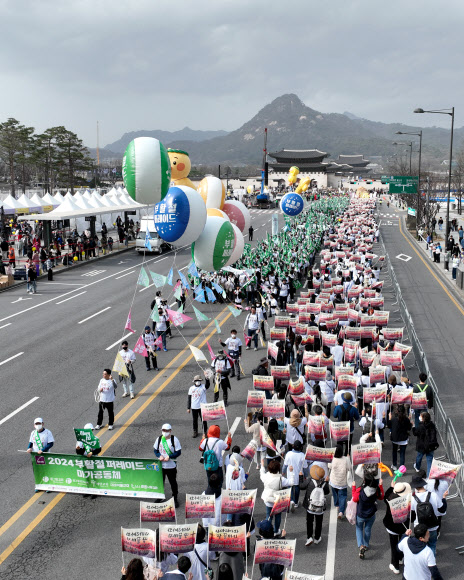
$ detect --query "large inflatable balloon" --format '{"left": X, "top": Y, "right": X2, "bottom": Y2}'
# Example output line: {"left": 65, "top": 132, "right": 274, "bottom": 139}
{"left": 123, "top": 137, "right": 171, "bottom": 204}
{"left": 288, "top": 166, "right": 299, "bottom": 185}
{"left": 295, "top": 176, "right": 311, "bottom": 193}
{"left": 224, "top": 223, "right": 244, "bottom": 267}
{"left": 222, "top": 200, "right": 251, "bottom": 234}
{"left": 192, "top": 216, "right": 235, "bottom": 272}
{"left": 198, "top": 175, "right": 226, "bottom": 209}
{"left": 280, "top": 192, "right": 304, "bottom": 217}
{"left": 247, "top": 185, "right": 254, "bottom": 194}
{"left": 167, "top": 148, "right": 196, "bottom": 190}
{"left": 207, "top": 208, "right": 229, "bottom": 220}
{"left": 154, "top": 186, "right": 207, "bottom": 246}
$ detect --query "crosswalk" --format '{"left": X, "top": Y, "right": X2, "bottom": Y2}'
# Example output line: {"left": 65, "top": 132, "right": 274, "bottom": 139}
{"left": 81, "top": 269, "right": 106, "bottom": 277}
{"left": 250, "top": 208, "right": 276, "bottom": 214}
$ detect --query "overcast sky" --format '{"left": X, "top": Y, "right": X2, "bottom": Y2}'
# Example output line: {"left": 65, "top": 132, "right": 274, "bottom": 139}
{"left": 1, "top": 0, "right": 462, "bottom": 147}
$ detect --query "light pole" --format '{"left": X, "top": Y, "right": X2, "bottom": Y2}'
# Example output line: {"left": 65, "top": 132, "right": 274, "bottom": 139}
{"left": 414, "top": 107, "right": 454, "bottom": 242}
{"left": 396, "top": 130, "right": 422, "bottom": 222}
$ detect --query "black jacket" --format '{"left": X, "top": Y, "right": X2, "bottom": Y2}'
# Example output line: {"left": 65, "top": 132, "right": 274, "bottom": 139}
{"left": 413, "top": 421, "right": 437, "bottom": 453}
{"left": 388, "top": 414, "right": 412, "bottom": 443}
{"left": 300, "top": 477, "right": 330, "bottom": 511}
{"left": 382, "top": 487, "right": 410, "bottom": 534}
{"left": 413, "top": 382, "right": 433, "bottom": 409}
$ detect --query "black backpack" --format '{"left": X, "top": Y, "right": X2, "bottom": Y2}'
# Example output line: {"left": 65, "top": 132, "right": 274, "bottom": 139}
{"left": 414, "top": 492, "right": 439, "bottom": 528}
{"left": 424, "top": 424, "right": 439, "bottom": 453}
{"left": 340, "top": 404, "right": 351, "bottom": 422}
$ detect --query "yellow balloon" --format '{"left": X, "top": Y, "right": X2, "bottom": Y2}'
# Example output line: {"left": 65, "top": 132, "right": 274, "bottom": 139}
{"left": 198, "top": 176, "right": 226, "bottom": 209}
{"left": 207, "top": 208, "right": 229, "bottom": 220}
{"left": 73, "top": 256, "right": 78, "bottom": 261}
{"left": 288, "top": 166, "right": 299, "bottom": 185}
{"left": 295, "top": 176, "right": 311, "bottom": 193}
{"left": 247, "top": 185, "right": 253, "bottom": 194}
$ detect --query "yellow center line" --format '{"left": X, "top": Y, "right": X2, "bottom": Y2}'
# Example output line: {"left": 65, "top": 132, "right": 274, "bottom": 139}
{"left": 0, "top": 307, "right": 231, "bottom": 567}
{"left": 397, "top": 216, "right": 464, "bottom": 318}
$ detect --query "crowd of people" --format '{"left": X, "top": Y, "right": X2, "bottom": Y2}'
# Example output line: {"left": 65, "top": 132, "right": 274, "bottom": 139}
{"left": 25, "top": 194, "right": 454, "bottom": 580}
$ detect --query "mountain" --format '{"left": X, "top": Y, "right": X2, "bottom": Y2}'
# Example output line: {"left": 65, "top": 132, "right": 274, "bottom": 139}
{"left": 104, "top": 127, "right": 228, "bottom": 154}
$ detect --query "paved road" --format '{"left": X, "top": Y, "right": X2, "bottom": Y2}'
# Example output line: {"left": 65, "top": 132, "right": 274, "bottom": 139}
{"left": 0, "top": 205, "right": 462, "bottom": 580}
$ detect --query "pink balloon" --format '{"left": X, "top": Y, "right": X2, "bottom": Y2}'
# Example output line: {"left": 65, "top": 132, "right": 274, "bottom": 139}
{"left": 222, "top": 200, "right": 251, "bottom": 234}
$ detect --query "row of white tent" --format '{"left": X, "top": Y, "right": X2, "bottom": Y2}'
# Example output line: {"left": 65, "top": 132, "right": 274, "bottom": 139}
{"left": 1, "top": 187, "right": 146, "bottom": 220}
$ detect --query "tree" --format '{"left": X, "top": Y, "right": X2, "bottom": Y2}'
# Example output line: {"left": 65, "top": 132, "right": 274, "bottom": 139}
{"left": 452, "top": 148, "right": 464, "bottom": 215}
{"left": 0, "top": 118, "right": 34, "bottom": 197}
{"left": 54, "top": 127, "right": 93, "bottom": 193}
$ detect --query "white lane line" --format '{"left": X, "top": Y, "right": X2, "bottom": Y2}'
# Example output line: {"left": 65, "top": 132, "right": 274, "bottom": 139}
{"left": 55, "top": 291, "right": 87, "bottom": 305}
{"left": 115, "top": 271, "right": 136, "bottom": 279}
{"left": 169, "top": 302, "right": 176, "bottom": 307}
{"left": 0, "top": 251, "right": 181, "bottom": 324}
{"left": 0, "top": 323, "right": 12, "bottom": 330}
{"left": 46, "top": 282, "right": 85, "bottom": 286}
{"left": 78, "top": 307, "right": 112, "bottom": 324}
{"left": 105, "top": 332, "right": 134, "bottom": 351}
{"left": 324, "top": 505, "right": 338, "bottom": 580}
{"left": 0, "top": 352, "right": 24, "bottom": 367}
{"left": 0, "top": 396, "right": 40, "bottom": 426}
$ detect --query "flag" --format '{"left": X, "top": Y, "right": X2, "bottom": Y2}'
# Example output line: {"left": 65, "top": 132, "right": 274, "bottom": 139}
{"left": 188, "top": 261, "right": 199, "bottom": 278}
{"left": 113, "top": 352, "right": 129, "bottom": 377}
{"left": 134, "top": 336, "right": 148, "bottom": 357}
{"left": 205, "top": 287, "right": 216, "bottom": 302}
{"left": 150, "top": 272, "right": 167, "bottom": 287}
{"left": 125, "top": 310, "right": 136, "bottom": 333}
{"left": 144, "top": 228, "right": 152, "bottom": 251}
{"left": 228, "top": 305, "right": 241, "bottom": 318}
{"left": 178, "top": 271, "right": 190, "bottom": 289}
{"left": 137, "top": 266, "right": 150, "bottom": 287}
{"left": 207, "top": 341, "right": 216, "bottom": 361}
{"left": 214, "top": 319, "right": 221, "bottom": 334}
{"left": 189, "top": 344, "right": 208, "bottom": 362}
{"left": 173, "top": 285, "right": 182, "bottom": 301}
{"left": 167, "top": 268, "right": 174, "bottom": 286}
{"left": 195, "top": 288, "right": 206, "bottom": 303}
{"left": 150, "top": 306, "right": 160, "bottom": 323}
{"left": 193, "top": 305, "right": 210, "bottom": 322}
{"left": 166, "top": 308, "right": 193, "bottom": 327}
{"left": 212, "top": 282, "right": 224, "bottom": 295}
{"left": 154, "top": 335, "right": 163, "bottom": 350}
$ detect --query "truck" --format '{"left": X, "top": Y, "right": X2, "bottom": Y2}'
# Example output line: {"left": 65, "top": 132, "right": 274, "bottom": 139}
{"left": 135, "top": 217, "right": 170, "bottom": 254}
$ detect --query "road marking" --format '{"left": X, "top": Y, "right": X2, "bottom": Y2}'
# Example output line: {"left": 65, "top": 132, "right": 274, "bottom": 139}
{"left": 325, "top": 506, "right": 338, "bottom": 580}
{"left": 55, "top": 291, "right": 87, "bottom": 305}
{"left": 398, "top": 217, "right": 464, "bottom": 317}
{"left": 0, "top": 397, "right": 39, "bottom": 426}
{"left": 11, "top": 297, "right": 32, "bottom": 304}
{"left": 396, "top": 253, "right": 412, "bottom": 262}
{"left": 78, "top": 307, "right": 112, "bottom": 324}
{"left": 115, "top": 270, "right": 136, "bottom": 279}
{"left": 0, "top": 352, "right": 24, "bottom": 367}
{"left": 45, "top": 283, "right": 85, "bottom": 286}
{"left": 105, "top": 332, "right": 135, "bottom": 351}
{"left": 0, "top": 323, "right": 11, "bottom": 330}
{"left": 0, "top": 308, "right": 232, "bottom": 563}
{"left": 81, "top": 269, "right": 106, "bottom": 277}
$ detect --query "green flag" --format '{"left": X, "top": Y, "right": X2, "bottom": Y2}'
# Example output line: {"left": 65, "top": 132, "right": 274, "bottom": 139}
{"left": 150, "top": 306, "right": 160, "bottom": 323}
{"left": 137, "top": 266, "right": 150, "bottom": 287}
{"left": 214, "top": 319, "right": 221, "bottom": 334}
{"left": 193, "top": 305, "right": 210, "bottom": 322}
{"left": 228, "top": 305, "right": 241, "bottom": 317}
{"left": 150, "top": 271, "right": 167, "bottom": 287}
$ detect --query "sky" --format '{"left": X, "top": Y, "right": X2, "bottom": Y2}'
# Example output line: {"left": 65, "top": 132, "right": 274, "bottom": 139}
{"left": 0, "top": 0, "right": 462, "bottom": 148}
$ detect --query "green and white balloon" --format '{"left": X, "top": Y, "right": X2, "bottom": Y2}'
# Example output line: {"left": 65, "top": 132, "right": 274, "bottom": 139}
{"left": 122, "top": 137, "right": 171, "bottom": 204}
{"left": 192, "top": 216, "right": 235, "bottom": 272}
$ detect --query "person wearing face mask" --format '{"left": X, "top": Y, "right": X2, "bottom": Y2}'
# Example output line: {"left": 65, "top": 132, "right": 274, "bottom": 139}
{"left": 119, "top": 340, "right": 136, "bottom": 399}
{"left": 188, "top": 373, "right": 210, "bottom": 438}
{"left": 154, "top": 424, "right": 182, "bottom": 507}
{"left": 244, "top": 306, "right": 261, "bottom": 351}
{"left": 255, "top": 302, "right": 267, "bottom": 341}
{"left": 27, "top": 418, "right": 54, "bottom": 455}
{"left": 95, "top": 368, "right": 117, "bottom": 430}
{"left": 218, "top": 329, "right": 242, "bottom": 380}
{"left": 211, "top": 350, "right": 232, "bottom": 406}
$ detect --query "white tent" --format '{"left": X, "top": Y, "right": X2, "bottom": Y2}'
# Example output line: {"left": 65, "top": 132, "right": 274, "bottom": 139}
{"left": 54, "top": 192, "right": 65, "bottom": 204}
{"left": 2, "top": 194, "right": 28, "bottom": 215}
{"left": 87, "top": 193, "right": 106, "bottom": 209}
{"left": 100, "top": 195, "right": 120, "bottom": 208}
{"left": 42, "top": 192, "right": 60, "bottom": 207}
{"left": 17, "top": 194, "right": 41, "bottom": 213}
{"left": 30, "top": 193, "right": 54, "bottom": 213}
{"left": 49, "top": 196, "right": 81, "bottom": 214}
{"left": 82, "top": 190, "right": 93, "bottom": 200}
{"left": 74, "top": 196, "right": 95, "bottom": 211}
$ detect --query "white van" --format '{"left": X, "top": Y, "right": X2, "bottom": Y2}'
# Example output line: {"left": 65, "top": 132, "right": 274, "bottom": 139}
{"left": 135, "top": 218, "right": 168, "bottom": 254}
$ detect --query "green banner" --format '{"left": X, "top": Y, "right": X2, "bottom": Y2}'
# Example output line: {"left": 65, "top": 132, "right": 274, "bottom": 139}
{"left": 74, "top": 428, "right": 100, "bottom": 451}
{"left": 30, "top": 452, "right": 164, "bottom": 499}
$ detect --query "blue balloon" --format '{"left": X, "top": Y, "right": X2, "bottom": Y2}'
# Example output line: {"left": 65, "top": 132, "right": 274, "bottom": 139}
{"left": 280, "top": 192, "right": 304, "bottom": 217}
{"left": 154, "top": 186, "right": 207, "bottom": 246}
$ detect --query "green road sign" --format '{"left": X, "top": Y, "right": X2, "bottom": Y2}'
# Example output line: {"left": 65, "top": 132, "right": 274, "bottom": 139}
{"left": 388, "top": 176, "right": 419, "bottom": 194}
{"left": 407, "top": 207, "right": 416, "bottom": 216}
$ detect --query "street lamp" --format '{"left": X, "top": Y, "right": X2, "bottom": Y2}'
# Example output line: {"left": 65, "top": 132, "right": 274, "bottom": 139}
{"left": 396, "top": 130, "right": 422, "bottom": 222}
{"left": 414, "top": 107, "right": 455, "bottom": 241}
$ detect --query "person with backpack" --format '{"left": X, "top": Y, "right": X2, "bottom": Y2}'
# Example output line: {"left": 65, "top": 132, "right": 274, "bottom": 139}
{"left": 412, "top": 373, "right": 434, "bottom": 429}
{"left": 153, "top": 424, "right": 182, "bottom": 507}
{"left": 351, "top": 474, "right": 385, "bottom": 559}
{"left": 199, "top": 425, "right": 232, "bottom": 485}
{"left": 410, "top": 474, "right": 447, "bottom": 556}
{"left": 300, "top": 465, "right": 330, "bottom": 546}
{"left": 382, "top": 481, "right": 412, "bottom": 574}
{"left": 398, "top": 524, "right": 444, "bottom": 580}
{"left": 333, "top": 392, "right": 360, "bottom": 455}
{"left": 184, "top": 524, "right": 214, "bottom": 580}
{"left": 413, "top": 412, "right": 439, "bottom": 477}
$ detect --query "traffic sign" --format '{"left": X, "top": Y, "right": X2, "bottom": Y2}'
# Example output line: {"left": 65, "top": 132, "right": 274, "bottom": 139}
{"left": 387, "top": 176, "right": 419, "bottom": 194}
{"left": 407, "top": 207, "right": 416, "bottom": 216}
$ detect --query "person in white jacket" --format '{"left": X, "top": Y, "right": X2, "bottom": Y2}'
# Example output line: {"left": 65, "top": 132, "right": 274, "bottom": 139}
{"left": 260, "top": 458, "right": 291, "bottom": 536}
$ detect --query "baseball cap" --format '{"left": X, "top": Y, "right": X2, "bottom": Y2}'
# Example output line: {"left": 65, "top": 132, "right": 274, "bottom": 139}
{"left": 194, "top": 375, "right": 202, "bottom": 382}
{"left": 34, "top": 418, "right": 43, "bottom": 425}
{"left": 162, "top": 423, "right": 172, "bottom": 431}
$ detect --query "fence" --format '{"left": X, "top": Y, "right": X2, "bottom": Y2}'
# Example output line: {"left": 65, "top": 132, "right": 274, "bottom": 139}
{"left": 380, "top": 233, "right": 464, "bottom": 507}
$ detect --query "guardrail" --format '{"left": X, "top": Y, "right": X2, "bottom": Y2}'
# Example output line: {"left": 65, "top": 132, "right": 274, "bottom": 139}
{"left": 379, "top": 232, "right": 464, "bottom": 506}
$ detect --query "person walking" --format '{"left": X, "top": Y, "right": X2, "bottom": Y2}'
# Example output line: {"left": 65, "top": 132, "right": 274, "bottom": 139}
{"left": 333, "top": 392, "right": 360, "bottom": 455}
{"left": 328, "top": 444, "right": 353, "bottom": 520}
{"left": 398, "top": 524, "right": 444, "bottom": 580}
{"left": 95, "top": 368, "right": 117, "bottom": 430}
{"left": 382, "top": 481, "right": 412, "bottom": 574}
{"left": 351, "top": 474, "right": 385, "bottom": 559}
{"left": 153, "top": 424, "right": 181, "bottom": 507}
{"left": 211, "top": 351, "right": 232, "bottom": 406}
{"left": 412, "top": 373, "right": 433, "bottom": 429}
{"left": 300, "top": 465, "right": 330, "bottom": 546}
{"left": 388, "top": 405, "right": 413, "bottom": 470}
{"left": 119, "top": 340, "right": 136, "bottom": 399}
{"left": 27, "top": 263, "right": 37, "bottom": 294}
{"left": 219, "top": 329, "right": 242, "bottom": 380}
{"left": 248, "top": 225, "right": 254, "bottom": 241}
{"left": 410, "top": 474, "right": 447, "bottom": 556}
{"left": 260, "top": 458, "right": 291, "bottom": 536}
{"left": 244, "top": 306, "right": 260, "bottom": 351}
{"left": 187, "top": 374, "right": 210, "bottom": 438}
{"left": 413, "top": 412, "right": 439, "bottom": 477}
{"left": 142, "top": 326, "right": 158, "bottom": 371}
{"left": 199, "top": 425, "right": 232, "bottom": 486}
{"left": 154, "top": 307, "right": 169, "bottom": 352}
{"left": 283, "top": 440, "right": 306, "bottom": 511}
{"left": 27, "top": 418, "right": 54, "bottom": 454}
{"left": 452, "top": 254, "right": 460, "bottom": 280}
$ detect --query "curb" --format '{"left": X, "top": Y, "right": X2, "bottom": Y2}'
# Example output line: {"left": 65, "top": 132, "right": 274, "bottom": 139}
{"left": 0, "top": 244, "right": 135, "bottom": 294}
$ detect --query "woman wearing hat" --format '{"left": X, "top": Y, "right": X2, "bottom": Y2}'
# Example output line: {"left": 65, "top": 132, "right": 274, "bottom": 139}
{"left": 382, "top": 481, "right": 412, "bottom": 574}
{"left": 300, "top": 465, "right": 330, "bottom": 546}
